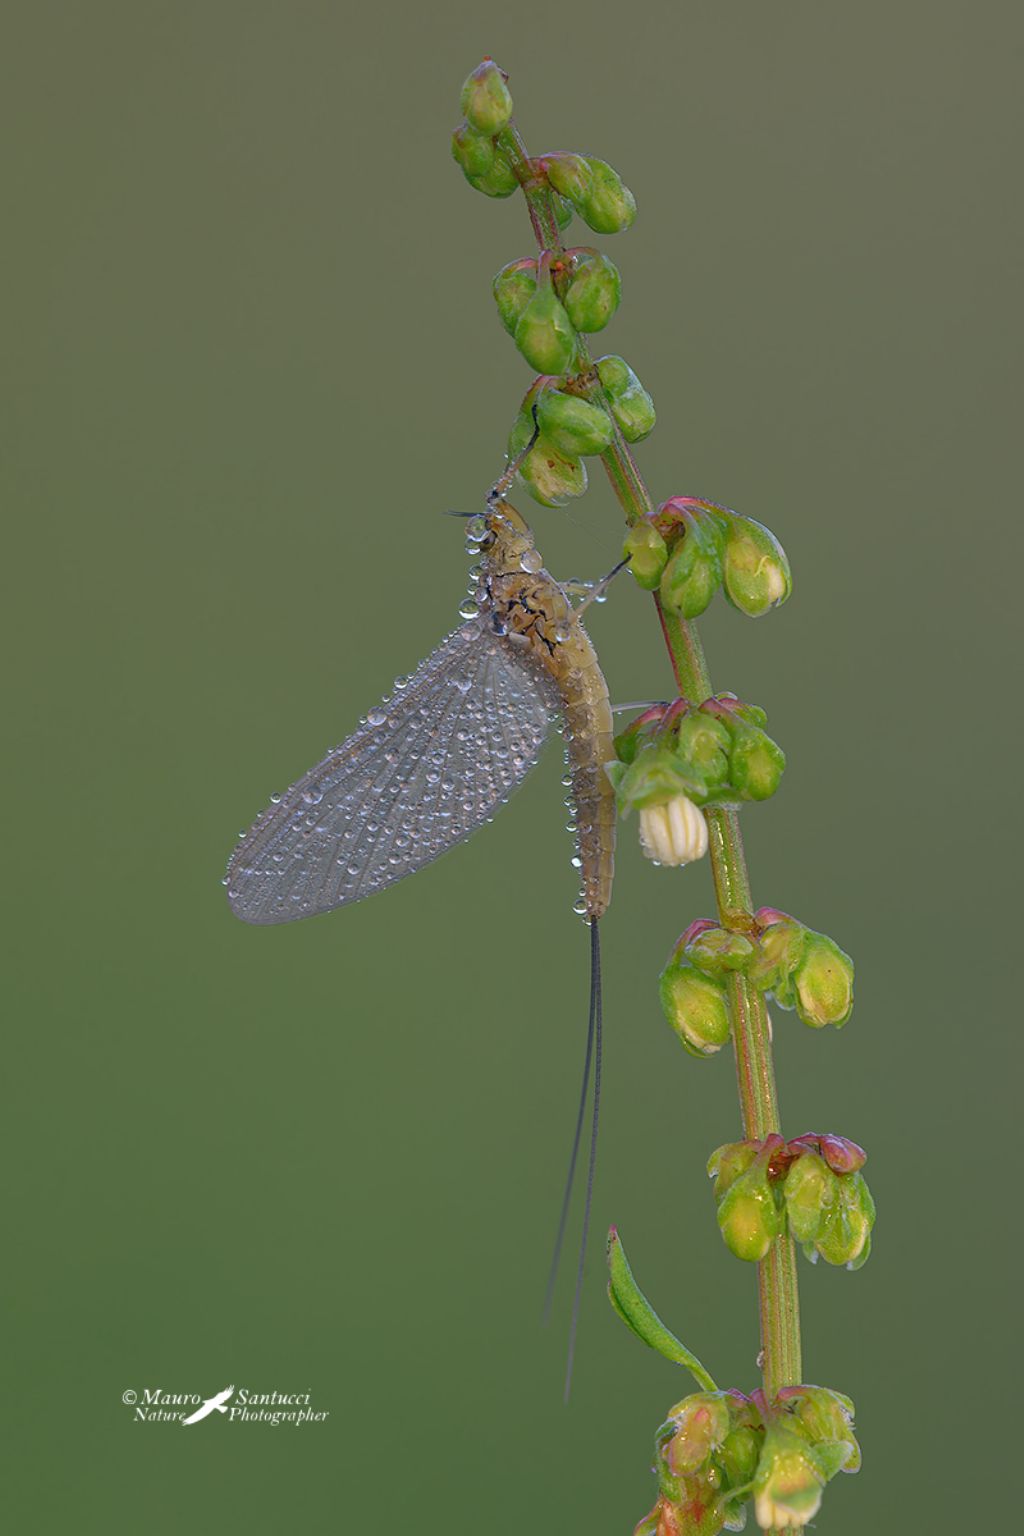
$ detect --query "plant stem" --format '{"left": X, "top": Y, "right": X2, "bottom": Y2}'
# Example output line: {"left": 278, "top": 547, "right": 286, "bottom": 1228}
{"left": 499, "top": 109, "right": 803, "bottom": 1401}
{"left": 651, "top": 602, "right": 802, "bottom": 1401}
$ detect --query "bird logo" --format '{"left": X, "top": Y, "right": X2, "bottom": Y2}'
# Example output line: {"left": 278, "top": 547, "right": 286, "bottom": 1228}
{"left": 181, "top": 1386, "right": 235, "bottom": 1426}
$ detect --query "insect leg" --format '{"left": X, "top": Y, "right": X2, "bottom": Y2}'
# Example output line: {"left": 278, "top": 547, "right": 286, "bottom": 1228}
{"left": 566, "top": 557, "right": 632, "bottom": 614}
{"left": 489, "top": 402, "right": 542, "bottom": 503}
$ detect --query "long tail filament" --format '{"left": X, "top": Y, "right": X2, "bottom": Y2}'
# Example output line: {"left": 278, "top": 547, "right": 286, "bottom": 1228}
{"left": 544, "top": 916, "right": 603, "bottom": 1401}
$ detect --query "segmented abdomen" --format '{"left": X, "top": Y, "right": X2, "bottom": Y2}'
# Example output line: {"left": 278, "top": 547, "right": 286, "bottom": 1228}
{"left": 557, "top": 632, "right": 615, "bottom": 920}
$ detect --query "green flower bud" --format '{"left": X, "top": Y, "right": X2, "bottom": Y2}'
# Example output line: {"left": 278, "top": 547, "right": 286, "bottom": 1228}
{"left": 659, "top": 961, "right": 730, "bottom": 1058}
{"left": 748, "top": 917, "right": 808, "bottom": 1006}
{"left": 563, "top": 247, "right": 621, "bottom": 333}
{"left": 623, "top": 520, "right": 669, "bottom": 590}
{"left": 753, "top": 1424, "right": 826, "bottom": 1530}
{"left": 541, "top": 151, "right": 593, "bottom": 205}
{"left": 793, "top": 932, "right": 854, "bottom": 1028}
{"left": 451, "top": 121, "right": 495, "bottom": 179}
{"left": 492, "top": 257, "right": 537, "bottom": 335}
{"left": 685, "top": 924, "right": 757, "bottom": 977}
{"left": 717, "top": 1165, "right": 784, "bottom": 1262}
{"left": 720, "top": 1424, "right": 762, "bottom": 1487}
{"left": 721, "top": 515, "right": 792, "bottom": 617}
{"left": 659, "top": 510, "right": 727, "bottom": 620}
{"left": 460, "top": 59, "right": 513, "bottom": 136}
{"left": 783, "top": 1152, "right": 835, "bottom": 1247}
{"left": 536, "top": 388, "right": 614, "bottom": 457}
{"left": 593, "top": 354, "right": 657, "bottom": 441}
{"left": 507, "top": 406, "right": 586, "bottom": 508}
{"left": 514, "top": 267, "right": 578, "bottom": 375}
{"left": 785, "top": 1152, "right": 875, "bottom": 1269}
{"left": 707, "top": 1140, "right": 759, "bottom": 1198}
{"left": 673, "top": 713, "right": 733, "bottom": 798}
{"left": 610, "top": 383, "right": 657, "bottom": 442}
{"left": 749, "top": 916, "right": 854, "bottom": 1030}
{"left": 579, "top": 156, "right": 637, "bottom": 233}
{"left": 594, "top": 352, "right": 634, "bottom": 397}
{"left": 464, "top": 146, "right": 519, "bottom": 199}
{"left": 813, "top": 1172, "right": 874, "bottom": 1269}
{"left": 727, "top": 723, "right": 786, "bottom": 802}
{"left": 777, "top": 1386, "right": 860, "bottom": 1475}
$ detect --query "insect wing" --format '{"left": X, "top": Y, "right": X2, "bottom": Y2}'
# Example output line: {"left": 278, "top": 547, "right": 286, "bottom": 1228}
{"left": 226, "top": 621, "right": 559, "bottom": 924}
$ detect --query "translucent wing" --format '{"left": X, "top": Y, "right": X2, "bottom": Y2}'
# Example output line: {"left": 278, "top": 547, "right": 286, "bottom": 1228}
{"left": 226, "top": 620, "right": 560, "bottom": 925}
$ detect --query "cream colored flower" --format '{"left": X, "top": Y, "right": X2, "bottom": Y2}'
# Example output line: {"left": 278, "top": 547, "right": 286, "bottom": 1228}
{"left": 638, "top": 796, "right": 708, "bottom": 866}
{"left": 754, "top": 1449, "right": 824, "bottom": 1530}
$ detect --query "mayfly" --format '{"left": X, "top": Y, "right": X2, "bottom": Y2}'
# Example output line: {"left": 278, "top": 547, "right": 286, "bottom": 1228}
{"left": 226, "top": 447, "right": 618, "bottom": 1391}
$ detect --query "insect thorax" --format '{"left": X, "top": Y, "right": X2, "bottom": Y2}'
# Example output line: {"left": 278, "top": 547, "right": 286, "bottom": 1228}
{"left": 482, "top": 567, "right": 574, "bottom": 662}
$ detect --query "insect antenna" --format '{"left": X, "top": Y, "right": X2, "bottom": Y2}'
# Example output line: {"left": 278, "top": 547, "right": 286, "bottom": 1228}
{"left": 543, "top": 915, "right": 603, "bottom": 1402}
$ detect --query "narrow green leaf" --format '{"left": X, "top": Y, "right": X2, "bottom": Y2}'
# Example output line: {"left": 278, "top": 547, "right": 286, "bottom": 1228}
{"left": 606, "top": 1227, "right": 718, "bottom": 1391}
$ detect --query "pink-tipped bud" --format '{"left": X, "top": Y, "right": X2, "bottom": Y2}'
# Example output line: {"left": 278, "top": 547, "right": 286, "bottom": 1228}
{"left": 816, "top": 1133, "right": 867, "bottom": 1174}
{"left": 666, "top": 1394, "right": 732, "bottom": 1475}
{"left": 459, "top": 59, "right": 513, "bottom": 136}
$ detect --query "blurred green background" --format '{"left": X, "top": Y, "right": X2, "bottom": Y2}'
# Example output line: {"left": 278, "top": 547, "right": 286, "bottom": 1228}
{"left": 3, "top": 3, "right": 1018, "bottom": 1531}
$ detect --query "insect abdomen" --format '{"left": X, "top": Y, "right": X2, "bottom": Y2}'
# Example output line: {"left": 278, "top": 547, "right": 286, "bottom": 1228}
{"left": 559, "top": 635, "right": 615, "bottom": 920}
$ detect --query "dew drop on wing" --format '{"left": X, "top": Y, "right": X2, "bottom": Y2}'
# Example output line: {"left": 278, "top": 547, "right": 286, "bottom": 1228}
{"left": 226, "top": 623, "right": 561, "bottom": 925}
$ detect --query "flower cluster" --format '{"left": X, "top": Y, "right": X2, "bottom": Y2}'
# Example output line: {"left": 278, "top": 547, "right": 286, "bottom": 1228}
{"left": 659, "top": 908, "right": 854, "bottom": 1054}
{"left": 451, "top": 61, "right": 518, "bottom": 197}
{"left": 608, "top": 697, "right": 785, "bottom": 871}
{"left": 635, "top": 1385, "right": 860, "bottom": 1534}
{"left": 708, "top": 1133, "right": 875, "bottom": 1269}
{"left": 497, "top": 357, "right": 655, "bottom": 512}
{"left": 622, "top": 497, "right": 791, "bottom": 619}
{"left": 747, "top": 907, "right": 854, "bottom": 1028}
{"left": 503, "top": 358, "right": 655, "bottom": 505}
